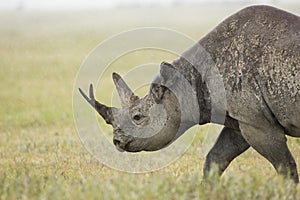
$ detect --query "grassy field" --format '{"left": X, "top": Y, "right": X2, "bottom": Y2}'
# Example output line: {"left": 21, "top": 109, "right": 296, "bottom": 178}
{"left": 1, "top": 3, "right": 300, "bottom": 199}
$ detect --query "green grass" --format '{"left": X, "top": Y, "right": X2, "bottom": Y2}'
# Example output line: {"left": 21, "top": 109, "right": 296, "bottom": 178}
{"left": 1, "top": 4, "right": 300, "bottom": 200}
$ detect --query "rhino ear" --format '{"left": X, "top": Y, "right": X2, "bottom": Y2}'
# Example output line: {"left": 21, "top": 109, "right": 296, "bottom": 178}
{"left": 160, "top": 61, "right": 176, "bottom": 84}
{"left": 112, "top": 72, "right": 139, "bottom": 107}
{"left": 150, "top": 62, "right": 177, "bottom": 102}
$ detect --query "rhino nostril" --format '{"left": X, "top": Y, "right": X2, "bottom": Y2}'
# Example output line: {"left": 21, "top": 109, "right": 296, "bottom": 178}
{"left": 113, "top": 138, "right": 121, "bottom": 146}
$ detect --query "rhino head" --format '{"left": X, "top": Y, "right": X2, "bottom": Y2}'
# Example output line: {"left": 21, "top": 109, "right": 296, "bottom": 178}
{"left": 79, "top": 61, "right": 199, "bottom": 152}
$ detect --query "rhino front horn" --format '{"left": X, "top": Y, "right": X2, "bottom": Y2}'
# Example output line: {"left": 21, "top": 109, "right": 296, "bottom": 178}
{"left": 79, "top": 84, "right": 115, "bottom": 125}
{"left": 112, "top": 72, "right": 138, "bottom": 107}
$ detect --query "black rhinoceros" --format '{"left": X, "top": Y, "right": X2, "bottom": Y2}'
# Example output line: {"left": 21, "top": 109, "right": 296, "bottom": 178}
{"left": 79, "top": 5, "right": 300, "bottom": 183}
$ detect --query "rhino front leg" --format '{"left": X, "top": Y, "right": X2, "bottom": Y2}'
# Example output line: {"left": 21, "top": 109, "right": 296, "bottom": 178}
{"left": 239, "top": 122, "right": 299, "bottom": 183}
{"left": 203, "top": 127, "right": 250, "bottom": 179}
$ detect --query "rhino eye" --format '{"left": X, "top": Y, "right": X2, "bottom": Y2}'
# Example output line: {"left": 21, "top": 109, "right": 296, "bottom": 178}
{"left": 133, "top": 114, "right": 142, "bottom": 121}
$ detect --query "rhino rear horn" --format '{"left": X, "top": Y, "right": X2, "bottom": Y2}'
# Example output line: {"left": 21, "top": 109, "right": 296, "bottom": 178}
{"left": 79, "top": 84, "right": 115, "bottom": 125}
{"left": 112, "top": 72, "right": 138, "bottom": 107}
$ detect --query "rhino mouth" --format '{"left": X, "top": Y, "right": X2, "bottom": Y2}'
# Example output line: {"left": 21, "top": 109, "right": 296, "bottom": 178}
{"left": 113, "top": 139, "right": 142, "bottom": 152}
{"left": 114, "top": 141, "right": 125, "bottom": 152}
{"left": 113, "top": 137, "right": 126, "bottom": 152}
{"left": 113, "top": 133, "right": 142, "bottom": 153}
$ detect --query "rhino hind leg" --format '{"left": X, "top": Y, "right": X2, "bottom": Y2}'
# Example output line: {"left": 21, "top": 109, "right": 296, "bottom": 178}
{"left": 239, "top": 122, "right": 299, "bottom": 183}
{"left": 203, "top": 127, "right": 250, "bottom": 179}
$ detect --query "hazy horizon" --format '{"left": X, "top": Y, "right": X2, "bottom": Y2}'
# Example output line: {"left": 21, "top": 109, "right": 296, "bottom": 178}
{"left": 0, "top": 0, "right": 299, "bottom": 11}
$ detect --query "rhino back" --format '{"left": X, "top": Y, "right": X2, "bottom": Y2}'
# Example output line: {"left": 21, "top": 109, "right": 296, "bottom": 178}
{"left": 199, "top": 5, "right": 300, "bottom": 134}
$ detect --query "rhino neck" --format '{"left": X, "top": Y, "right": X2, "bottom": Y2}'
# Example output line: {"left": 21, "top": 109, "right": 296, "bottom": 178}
{"left": 171, "top": 52, "right": 213, "bottom": 125}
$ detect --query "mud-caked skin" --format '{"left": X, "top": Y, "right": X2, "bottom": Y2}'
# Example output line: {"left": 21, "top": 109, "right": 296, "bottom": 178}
{"left": 79, "top": 5, "right": 300, "bottom": 183}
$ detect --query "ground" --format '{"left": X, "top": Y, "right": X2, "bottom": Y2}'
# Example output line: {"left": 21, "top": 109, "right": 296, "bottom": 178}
{"left": 0, "top": 3, "right": 300, "bottom": 199}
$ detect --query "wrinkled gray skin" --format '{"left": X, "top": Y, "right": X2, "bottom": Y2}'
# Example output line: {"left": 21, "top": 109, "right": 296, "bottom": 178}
{"left": 79, "top": 5, "right": 300, "bottom": 183}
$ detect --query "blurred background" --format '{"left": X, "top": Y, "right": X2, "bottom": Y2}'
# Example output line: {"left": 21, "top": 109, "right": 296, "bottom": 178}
{"left": 0, "top": 0, "right": 300, "bottom": 11}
